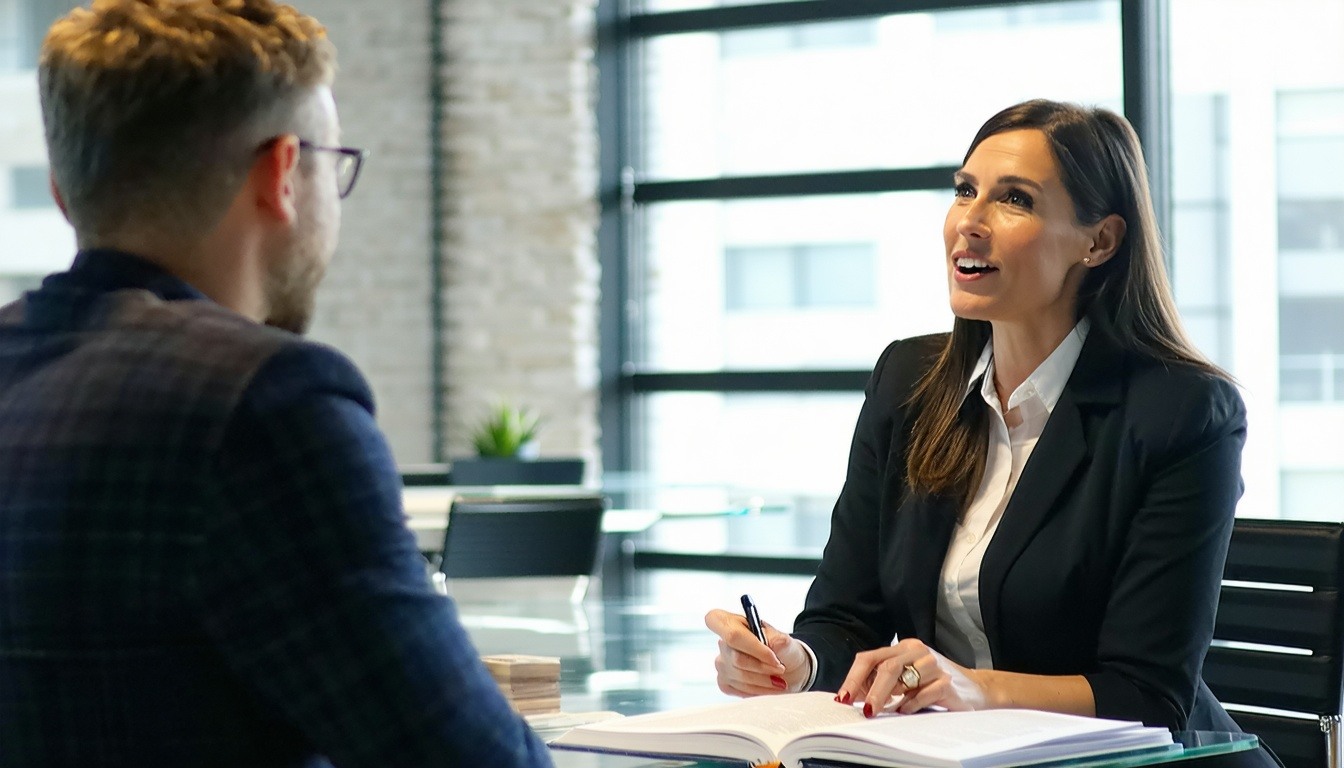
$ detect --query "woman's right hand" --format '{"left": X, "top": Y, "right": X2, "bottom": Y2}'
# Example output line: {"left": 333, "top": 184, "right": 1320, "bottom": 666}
{"left": 705, "top": 608, "right": 813, "bottom": 697}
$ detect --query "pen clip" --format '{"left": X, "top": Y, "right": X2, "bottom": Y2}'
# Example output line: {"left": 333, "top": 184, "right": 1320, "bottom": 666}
{"left": 740, "top": 594, "right": 767, "bottom": 645}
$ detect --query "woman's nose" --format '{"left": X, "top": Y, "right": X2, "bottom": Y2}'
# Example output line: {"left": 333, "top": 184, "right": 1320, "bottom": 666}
{"left": 956, "top": 203, "right": 990, "bottom": 239}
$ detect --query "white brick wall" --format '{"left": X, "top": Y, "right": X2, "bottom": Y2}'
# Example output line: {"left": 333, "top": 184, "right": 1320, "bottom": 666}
{"left": 438, "top": 0, "right": 601, "bottom": 465}
{"left": 304, "top": 0, "right": 601, "bottom": 469}
{"left": 306, "top": 0, "right": 438, "bottom": 464}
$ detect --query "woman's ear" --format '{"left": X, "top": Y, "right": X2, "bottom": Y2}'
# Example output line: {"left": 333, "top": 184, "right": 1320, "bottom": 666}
{"left": 1084, "top": 214, "right": 1126, "bottom": 268}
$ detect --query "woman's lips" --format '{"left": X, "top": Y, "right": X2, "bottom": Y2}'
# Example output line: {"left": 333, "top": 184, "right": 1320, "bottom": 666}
{"left": 952, "top": 251, "right": 998, "bottom": 282}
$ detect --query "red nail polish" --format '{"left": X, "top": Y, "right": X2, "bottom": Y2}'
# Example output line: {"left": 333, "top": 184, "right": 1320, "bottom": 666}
{"left": 863, "top": 702, "right": 873, "bottom": 718}
{"left": 840, "top": 691, "right": 852, "bottom": 704}
{"left": 770, "top": 675, "right": 786, "bottom": 690}
{"left": 833, "top": 694, "right": 842, "bottom": 702}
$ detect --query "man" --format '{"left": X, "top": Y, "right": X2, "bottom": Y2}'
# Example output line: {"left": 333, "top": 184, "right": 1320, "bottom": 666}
{"left": 0, "top": 1, "right": 552, "bottom": 766}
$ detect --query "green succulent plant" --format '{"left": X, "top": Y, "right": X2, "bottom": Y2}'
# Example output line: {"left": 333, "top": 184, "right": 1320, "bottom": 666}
{"left": 470, "top": 403, "right": 540, "bottom": 458}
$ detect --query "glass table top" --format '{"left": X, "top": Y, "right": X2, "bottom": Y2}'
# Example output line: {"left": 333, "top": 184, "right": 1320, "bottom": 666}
{"left": 453, "top": 595, "right": 1258, "bottom": 768}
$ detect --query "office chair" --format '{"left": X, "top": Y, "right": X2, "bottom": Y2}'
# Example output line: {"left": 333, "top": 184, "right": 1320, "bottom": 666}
{"left": 1205, "top": 518, "right": 1344, "bottom": 768}
{"left": 431, "top": 495, "right": 606, "bottom": 603}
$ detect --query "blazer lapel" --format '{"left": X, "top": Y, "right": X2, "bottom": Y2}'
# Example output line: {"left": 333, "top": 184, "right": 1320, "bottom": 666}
{"left": 978, "top": 331, "right": 1124, "bottom": 658}
{"left": 897, "top": 389, "right": 981, "bottom": 643}
{"left": 900, "top": 491, "right": 959, "bottom": 642}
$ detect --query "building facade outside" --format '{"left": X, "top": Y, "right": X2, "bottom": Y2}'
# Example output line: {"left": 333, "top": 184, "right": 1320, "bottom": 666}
{"left": 627, "top": 0, "right": 1344, "bottom": 524}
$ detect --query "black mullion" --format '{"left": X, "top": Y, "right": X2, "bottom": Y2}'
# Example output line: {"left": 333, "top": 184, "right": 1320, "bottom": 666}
{"left": 631, "top": 370, "right": 870, "bottom": 393}
{"left": 428, "top": 0, "right": 447, "bottom": 462}
{"left": 1121, "top": 0, "right": 1171, "bottom": 252}
{"left": 597, "top": 0, "right": 636, "bottom": 472}
{"left": 634, "top": 166, "right": 958, "bottom": 203}
{"left": 631, "top": 0, "right": 1078, "bottom": 37}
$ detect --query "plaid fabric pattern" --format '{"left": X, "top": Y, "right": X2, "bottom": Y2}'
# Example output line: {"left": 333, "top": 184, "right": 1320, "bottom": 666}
{"left": 0, "top": 250, "right": 552, "bottom": 768}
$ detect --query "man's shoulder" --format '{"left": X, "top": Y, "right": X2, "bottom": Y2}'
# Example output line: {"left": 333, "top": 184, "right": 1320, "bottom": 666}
{"left": 111, "top": 288, "right": 286, "bottom": 347}
{"left": 103, "top": 289, "right": 371, "bottom": 408}
{"left": 111, "top": 290, "right": 342, "bottom": 367}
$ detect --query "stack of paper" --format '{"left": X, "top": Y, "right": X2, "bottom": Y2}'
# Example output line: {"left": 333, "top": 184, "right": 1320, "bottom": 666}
{"left": 481, "top": 654, "right": 561, "bottom": 715}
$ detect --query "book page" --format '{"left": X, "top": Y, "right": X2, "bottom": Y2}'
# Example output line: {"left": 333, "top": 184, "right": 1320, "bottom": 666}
{"left": 780, "top": 709, "right": 1169, "bottom": 768}
{"left": 851, "top": 710, "right": 1142, "bottom": 758}
{"left": 553, "top": 691, "right": 865, "bottom": 759}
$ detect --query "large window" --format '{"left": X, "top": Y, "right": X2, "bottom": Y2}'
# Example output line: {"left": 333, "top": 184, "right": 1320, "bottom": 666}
{"left": 1168, "top": 0, "right": 1344, "bottom": 519}
{"left": 601, "top": 0, "right": 1129, "bottom": 512}
{"left": 602, "top": 0, "right": 1344, "bottom": 522}
{"left": 0, "top": 0, "right": 80, "bottom": 300}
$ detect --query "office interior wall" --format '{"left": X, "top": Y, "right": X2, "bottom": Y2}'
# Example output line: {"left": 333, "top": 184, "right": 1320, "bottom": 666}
{"left": 437, "top": 0, "right": 602, "bottom": 465}
{"left": 307, "top": 1, "right": 438, "bottom": 464}
{"left": 306, "top": 0, "right": 601, "bottom": 468}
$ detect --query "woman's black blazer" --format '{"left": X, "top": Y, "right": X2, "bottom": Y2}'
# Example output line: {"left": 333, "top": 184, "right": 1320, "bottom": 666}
{"left": 792, "top": 330, "right": 1248, "bottom": 731}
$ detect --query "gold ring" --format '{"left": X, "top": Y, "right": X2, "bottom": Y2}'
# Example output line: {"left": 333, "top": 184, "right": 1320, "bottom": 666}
{"left": 900, "top": 663, "right": 921, "bottom": 689}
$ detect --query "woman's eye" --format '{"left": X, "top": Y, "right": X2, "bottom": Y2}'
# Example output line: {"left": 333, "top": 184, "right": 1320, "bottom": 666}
{"left": 954, "top": 182, "right": 975, "bottom": 198}
{"left": 1005, "top": 188, "right": 1034, "bottom": 208}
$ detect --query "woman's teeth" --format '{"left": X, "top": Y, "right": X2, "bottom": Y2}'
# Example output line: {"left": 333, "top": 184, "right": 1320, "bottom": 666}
{"left": 955, "top": 257, "right": 996, "bottom": 275}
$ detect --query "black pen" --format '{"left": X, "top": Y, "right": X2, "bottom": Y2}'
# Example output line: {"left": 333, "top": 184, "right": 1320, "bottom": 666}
{"left": 740, "top": 594, "right": 768, "bottom": 646}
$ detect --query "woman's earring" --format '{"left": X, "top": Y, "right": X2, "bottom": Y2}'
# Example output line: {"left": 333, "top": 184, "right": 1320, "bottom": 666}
{"left": 1082, "top": 257, "right": 1092, "bottom": 265}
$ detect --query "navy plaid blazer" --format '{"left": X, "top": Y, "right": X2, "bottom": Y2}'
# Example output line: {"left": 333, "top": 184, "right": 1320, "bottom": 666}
{"left": 0, "top": 250, "right": 552, "bottom": 768}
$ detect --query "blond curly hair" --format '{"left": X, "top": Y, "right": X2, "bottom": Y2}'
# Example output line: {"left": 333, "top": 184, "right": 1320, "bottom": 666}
{"left": 40, "top": 0, "right": 335, "bottom": 243}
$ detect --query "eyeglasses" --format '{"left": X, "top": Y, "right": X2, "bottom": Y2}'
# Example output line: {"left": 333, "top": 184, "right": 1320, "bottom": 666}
{"left": 297, "top": 140, "right": 368, "bottom": 199}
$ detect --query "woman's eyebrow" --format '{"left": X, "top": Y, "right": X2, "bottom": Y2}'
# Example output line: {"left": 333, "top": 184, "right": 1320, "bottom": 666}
{"left": 995, "top": 174, "right": 1046, "bottom": 193}
{"left": 951, "top": 171, "right": 1045, "bottom": 194}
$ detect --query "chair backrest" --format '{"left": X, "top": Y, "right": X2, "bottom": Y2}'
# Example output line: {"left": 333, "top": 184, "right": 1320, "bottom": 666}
{"left": 449, "top": 458, "right": 585, "bottom": 486}
{"left": 1206, "top": 518, "right": 1344, "bottom": 768}
{"left": 436, "top": 495, "right": 606, "bottom": 579}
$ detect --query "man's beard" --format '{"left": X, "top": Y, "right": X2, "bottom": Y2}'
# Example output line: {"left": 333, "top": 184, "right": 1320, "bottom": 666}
{"left": 263, "top": 233, "right": 327, "bottom": 335}
{"left": 264, "top": 185, "right": 334, "bottom": 335}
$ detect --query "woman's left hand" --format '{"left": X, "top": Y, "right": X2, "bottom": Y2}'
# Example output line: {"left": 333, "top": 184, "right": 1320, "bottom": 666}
{"left": 836, "top": 638, "right": 992, "bottom": 716}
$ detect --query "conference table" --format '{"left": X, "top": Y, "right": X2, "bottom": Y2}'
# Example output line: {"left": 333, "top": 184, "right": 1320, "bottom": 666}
{"left": 403, "top": 480, "right": 831, "bottom": 602}
{"left": 453, "top": 593, "right": 1258, "bottom": 768}
{"left": 546, "top": 734, "right": 1259, "bottom": 768}
{"left": 419, "top": 480, "right": 1258, "bottom": 767}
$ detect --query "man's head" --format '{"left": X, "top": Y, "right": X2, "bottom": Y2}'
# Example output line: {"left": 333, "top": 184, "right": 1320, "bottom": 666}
{"left": 40, "top": 0, "right": 346, "bottom": 333}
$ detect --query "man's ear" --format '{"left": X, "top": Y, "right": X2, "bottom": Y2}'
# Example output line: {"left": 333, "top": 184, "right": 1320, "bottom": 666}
{"left": 1084, "top": 213, "right": 1126, "bottom": 268}
{"left": 48, "top": 172, "right": 70, "bottom": 223}
{"left": 251, "top": 135, "right": 301, "bottom": 225}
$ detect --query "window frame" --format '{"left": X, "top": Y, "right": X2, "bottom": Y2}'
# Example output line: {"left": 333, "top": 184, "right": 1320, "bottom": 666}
{"left": 596, "top": 0, "right": 1171, "bottom": 472}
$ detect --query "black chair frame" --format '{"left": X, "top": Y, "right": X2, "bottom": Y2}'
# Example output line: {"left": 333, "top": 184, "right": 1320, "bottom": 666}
{"left": 434, "top": 495, "right": 606, "bottom": 582}
{"left": 1206, "top": 518, "right": 1344, "bottom": 768}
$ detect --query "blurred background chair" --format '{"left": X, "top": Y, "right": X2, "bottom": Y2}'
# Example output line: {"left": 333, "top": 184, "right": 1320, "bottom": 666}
{"left": 431, "top": 495, "right": 608, "bottom": 662}
{"left": 431, "top": 494, "right": 606, "bottom": 603}
{"left": 1205, "top": 518, "right": 1344, "bottom": 768}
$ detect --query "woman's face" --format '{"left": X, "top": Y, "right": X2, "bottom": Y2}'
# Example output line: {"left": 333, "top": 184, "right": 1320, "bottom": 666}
{"left": 943, "top": 128, "right": 1096, "bottom": 335}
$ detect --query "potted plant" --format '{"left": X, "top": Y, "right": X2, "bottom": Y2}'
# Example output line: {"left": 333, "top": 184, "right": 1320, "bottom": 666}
{"left": 452, "top": 404, "right": 584, "bottom": 486}
{"left": 470, "top": 402, "right": 540, "bottom": 459}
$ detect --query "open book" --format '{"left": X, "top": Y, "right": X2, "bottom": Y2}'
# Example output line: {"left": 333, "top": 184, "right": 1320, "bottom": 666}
{"left": 550, "top": 691, "right": 1176, "bottom": 768}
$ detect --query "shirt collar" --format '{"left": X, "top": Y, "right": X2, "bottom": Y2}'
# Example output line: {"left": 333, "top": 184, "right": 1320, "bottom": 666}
{"left": 62, "top": 249, "right": 207, "bottom": 302}
{"left": 963, "top": 317, "right": 1091, "bottom": 415}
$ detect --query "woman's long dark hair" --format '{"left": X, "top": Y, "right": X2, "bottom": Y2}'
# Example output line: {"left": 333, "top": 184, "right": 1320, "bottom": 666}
{"left": 905, "top": 99, "right": 1229, "bottom": 508}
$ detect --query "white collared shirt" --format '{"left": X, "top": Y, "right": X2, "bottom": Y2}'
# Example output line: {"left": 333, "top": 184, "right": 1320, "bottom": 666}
{"left": 933, "top": 319, "right": 1090, "bottom": 669}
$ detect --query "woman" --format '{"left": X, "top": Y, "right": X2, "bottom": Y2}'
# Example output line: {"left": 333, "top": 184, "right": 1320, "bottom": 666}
{"left": 707, "top": 100, "right": 1266, "bottom": 759}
